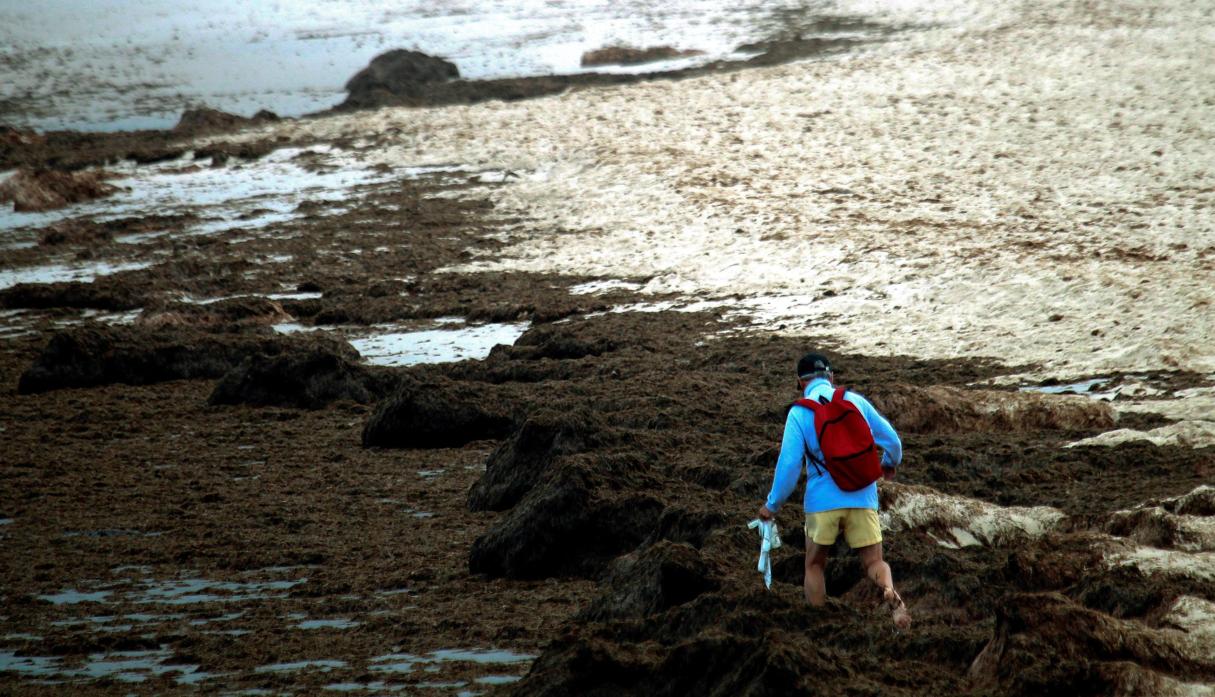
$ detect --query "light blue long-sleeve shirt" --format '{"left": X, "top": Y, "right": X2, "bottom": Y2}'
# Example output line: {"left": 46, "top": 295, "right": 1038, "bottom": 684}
{"left": 764, "top": 378, "right": 902, "bottom": 514}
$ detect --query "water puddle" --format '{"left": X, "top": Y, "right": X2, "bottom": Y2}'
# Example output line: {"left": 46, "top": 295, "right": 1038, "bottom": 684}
{"left": 52, "top": 613, "right": 183, "bottom": 629}
{"left": 0, "top": 327, "right": 35, "bottom": 340}
{"left": 271, "top": 322, "right": 315, "bottom": 334}
{"left": 274, "top": 318, "right": 528, "bottom": 366}
{"left": 1020, "top": 378, "right": 1115, "bottom": 398}
{"left": 37, "top": 589, "right": 113, "bottom": 605}
{"left": 2, "top": 633, "right": 42, "bottom": 642}
{"left": 0, "top": 518, "right": 13, "bottom": 525}
{"left": 78, "top": 309, "right": 142, "bottom": 325}
{"left": 428, "top": 649, "right": 534, "bottom": 664}
{"left": 348, "top": 322, "right": 529, "bottom": 367}
{"left": 0, "top": 647, "right": 201, "bottom": 684}
{"left": 569, "top": 279, "right": 646, "bottom": 295}
{"left": 189, "top": 611, "right": 246, "bottom": 626}
{"left": 134, "top": 576, "right": 305, "bottom": 605}
{"left": 266, "top": 291, "right": 323, "bottom": 301}
{"left": 255, "top": 659, "right": 347, "bottom": 673}
{"left": 0, "top": 260, "right": 152, "bottom": 290}
{"left": 37, "top": 572, "right": 306, "bottom": 608}
{"left": 296, "top": 618, "right": 360, "bottom": 630}
{"left": 0, "top": 146, "right": 393, "bottom": 241}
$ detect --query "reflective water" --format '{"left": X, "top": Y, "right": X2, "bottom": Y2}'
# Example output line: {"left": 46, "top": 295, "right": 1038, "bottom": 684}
{"left": 4, "top": 0, "right": 895, "bottom": 131}
{"left": 36, "top": 589, "right": 113, "bottom": 605}
{"left": 349, "top": 322, "right": 529, "bottom": 366}
{"left": 0, "top": 648, "right": 201, "bottom": 684}
{"left": 0, "top": 261, "right": 152, "bottom": 290}
{"left": 254, "top": 659, "right": 348, "bottom": 673}
{"left": 37, "top": 573, "right": 306, "bottom": 608}
{"left": 0, "top": 146, "right": 392, "bottom": 237}
{"left": 134, "top": 576, "right": 306, "bottom": 605}
{"left": 296, "top": 618, "right": 361, "bottom": 630}
{"left": 569, "top": 279, "right": 646, "bottom": 295}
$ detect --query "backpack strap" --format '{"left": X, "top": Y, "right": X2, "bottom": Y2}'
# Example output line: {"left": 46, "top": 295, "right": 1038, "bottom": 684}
{"left": 792, "top": 398, "right": 823, "bottom": 413}
{"left": 792, "top": 398, "right": 827, "bottom": 475}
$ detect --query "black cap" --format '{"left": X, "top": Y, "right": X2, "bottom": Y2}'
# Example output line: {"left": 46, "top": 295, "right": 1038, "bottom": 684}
{"left": 797, "top": 352, "right": 832, "bottom": 379}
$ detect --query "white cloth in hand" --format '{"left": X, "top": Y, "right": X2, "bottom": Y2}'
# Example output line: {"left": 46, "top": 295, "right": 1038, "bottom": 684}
{"left": 747, "top": 518, "right": 782, "bottom": 589}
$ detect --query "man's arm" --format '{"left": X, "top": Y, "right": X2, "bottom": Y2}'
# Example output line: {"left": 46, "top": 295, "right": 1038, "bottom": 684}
{"left": 758, "top": 408, "right": 807, "bottom": 519}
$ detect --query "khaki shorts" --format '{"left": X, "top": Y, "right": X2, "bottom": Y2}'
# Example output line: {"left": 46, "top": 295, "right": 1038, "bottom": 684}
{"left": 804, "top": 508, "right": 882, "bottom": 549}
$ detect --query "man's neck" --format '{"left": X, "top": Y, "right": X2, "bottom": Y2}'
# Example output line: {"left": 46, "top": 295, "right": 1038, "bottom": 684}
{"left": 803, "top": 377, "right": 833, "bottom": 397}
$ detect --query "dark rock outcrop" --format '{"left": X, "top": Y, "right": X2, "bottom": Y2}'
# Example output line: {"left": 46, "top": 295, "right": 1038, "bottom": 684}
{"left": 137, "top": 296, "right": 294, "bottom": 329}
{"left": 193, "top": 140, "right": 278, "bottom": 166}
{"left": 0, "top": 281, "right": 146, "bottom": 312}
{"left": 37, "top": 221, "right": 113, "bottom": 246}
{"left": 642, "top": 507, "right": 727, "bottom": 549}
{"left": 468, "top": 464, "right": 663, "bottom": 579}
{"left": 0, "top": 168, "right": 118, "bottom": 212}
{"left": 17, "top": 325, "right": 314, "bottom": 394}
{"left": 361, "top": 376, "right": 515, "bottom": 449}
{"left": 511, "top": 324, "right": 617, "bottom": 361}
{"left": 343, "top": 50, "right": 460, "bottom": 105}
{"left": 209, "top": 338, "right": 396, "bottom": 409}
{"left": 508, "top": 594, "right": 853, "bottom": 696}
{"left": 467, "top": 410, "right": 603, "bottom": 511}
{"left": 579, "top": 541, "right": 716, "bottom": 621}
{"left": 173, "top": 107, "right": 280, "bottom": 135}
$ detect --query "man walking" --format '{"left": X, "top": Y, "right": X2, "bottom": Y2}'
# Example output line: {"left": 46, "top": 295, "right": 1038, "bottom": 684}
{"left": 757, "top": 352, "right": 910, "bottom": 629}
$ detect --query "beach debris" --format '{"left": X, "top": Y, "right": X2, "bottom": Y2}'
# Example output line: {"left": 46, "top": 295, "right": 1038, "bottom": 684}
{"left": 0, "top": 168, "right": 117, "bottom": 212}
{"left": 172, "top": 107, "right": 279, "bottom": 135}
{"left": 580, "top": 45, "right": 703, "bottom": 67}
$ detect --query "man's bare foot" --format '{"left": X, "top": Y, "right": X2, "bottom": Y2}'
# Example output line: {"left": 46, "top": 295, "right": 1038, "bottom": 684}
{"left": 883, "top": 587, "right": 912, "bottom": 630}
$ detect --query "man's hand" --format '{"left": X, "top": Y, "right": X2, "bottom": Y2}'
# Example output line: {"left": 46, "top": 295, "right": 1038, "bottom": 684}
{"left": 757, "top": 504, "right": 775, "bottom": 521}
{"left": 882, "top": 466, "right": 897, "bottom": 481}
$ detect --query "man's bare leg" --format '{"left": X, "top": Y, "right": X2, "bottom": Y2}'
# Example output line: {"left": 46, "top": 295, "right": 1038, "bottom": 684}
{"left": 803, "top": 541, "right": 830, "bottom": 606}
{"left": 857, "top": 542, "right": 911, "bottom": 629}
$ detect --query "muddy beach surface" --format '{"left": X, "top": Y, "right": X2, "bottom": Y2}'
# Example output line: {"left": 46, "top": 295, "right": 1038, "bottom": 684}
{"left": 4, "top": 0, "right": 1215, "bottom": 694}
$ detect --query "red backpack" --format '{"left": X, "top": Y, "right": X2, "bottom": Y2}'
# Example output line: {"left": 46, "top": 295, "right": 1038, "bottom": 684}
{"left": 794, "top": 388, "right": 882, "bottom": 491}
